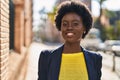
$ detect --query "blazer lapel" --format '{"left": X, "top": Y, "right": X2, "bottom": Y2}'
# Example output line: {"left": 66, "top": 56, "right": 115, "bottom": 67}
{"left": 83, "top": 48, "right": 96, "bottom": 80}
{"left": 48, "top": 45, "right": 64, "bottom": 80}
{"left": 48, "top": 46, "right": 96, "bottom": 80}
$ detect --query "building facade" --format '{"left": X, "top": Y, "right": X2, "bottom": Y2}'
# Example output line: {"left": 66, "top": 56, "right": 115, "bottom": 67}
{"left": 0, "top": 0, "right": 9, "bottom": 80}
{"left": 0, "top": 0, "right": 33, "bottom": 80}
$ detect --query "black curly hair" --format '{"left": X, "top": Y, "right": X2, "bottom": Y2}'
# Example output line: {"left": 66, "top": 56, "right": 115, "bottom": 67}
{"left": 55, "top": 0, "right": 93, "bottom": 38}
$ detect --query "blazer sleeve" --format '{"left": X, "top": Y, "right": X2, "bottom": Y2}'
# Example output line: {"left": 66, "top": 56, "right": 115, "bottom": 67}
{"left": 38, "top": 51, "right": 49, "bottom": 80}
{"left": 96, "top": 54, "right": 102, "bottom": 80}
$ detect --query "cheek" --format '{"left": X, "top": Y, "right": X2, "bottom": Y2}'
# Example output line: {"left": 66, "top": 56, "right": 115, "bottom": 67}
{"left": 61, "top": 26, "right": 66, "bottom": 31}
{"left": 60, "top": 30, "right": 65, "bottom": 37}
{"left": 61, "top": 28, "right": 66, "bottom": 36}
{"left": 76, "top": 30, "right": 84, "bottom": 38}
{"left": 61, "top": 32, "right": 66, "bottom": 38}
{"left": 76, "top": 32, "right": 83, "bottom": 38}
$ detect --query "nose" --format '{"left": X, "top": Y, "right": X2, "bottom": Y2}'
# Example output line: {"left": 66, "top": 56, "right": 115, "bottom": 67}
{"left": 67, "top": 24, "right": 73, "bottom": 30}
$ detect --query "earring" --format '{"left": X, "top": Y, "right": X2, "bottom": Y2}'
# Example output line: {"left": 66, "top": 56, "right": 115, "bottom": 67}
{"left": 84, "top": 31, "right": 86, "bottom": 34}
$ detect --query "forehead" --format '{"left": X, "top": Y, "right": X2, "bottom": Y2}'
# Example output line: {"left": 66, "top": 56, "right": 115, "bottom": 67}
{"left": 62, "top": 12, "right": 82, "bottom": 21}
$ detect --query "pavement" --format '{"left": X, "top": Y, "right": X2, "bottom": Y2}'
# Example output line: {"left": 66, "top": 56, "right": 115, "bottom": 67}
{"left": 25, "top": 42, "right": 120, "bottom": 80}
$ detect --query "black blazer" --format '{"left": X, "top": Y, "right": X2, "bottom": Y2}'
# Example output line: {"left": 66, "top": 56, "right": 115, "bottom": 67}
{"left": 38, "top": 45, "right": 102, "bottom": 80}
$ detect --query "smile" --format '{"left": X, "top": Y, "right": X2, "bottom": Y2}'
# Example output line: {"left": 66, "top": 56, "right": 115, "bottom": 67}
{"left": 66, "top": 32, "right": 74, "bottom": 37}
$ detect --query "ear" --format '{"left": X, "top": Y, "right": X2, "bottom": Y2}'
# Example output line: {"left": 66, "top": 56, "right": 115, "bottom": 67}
{"left": 83, "top": 31, "right": 86, "bottom": 34}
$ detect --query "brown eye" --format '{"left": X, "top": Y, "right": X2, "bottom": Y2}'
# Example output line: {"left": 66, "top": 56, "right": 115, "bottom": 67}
{"left": 72, "top": 21, "right": 79, "bottom": 27}
{"left": 62, "top": 22, "right": 68, "bottom": 27}
{"left": 72, "top": 22, "right": 79, "bottom": 27}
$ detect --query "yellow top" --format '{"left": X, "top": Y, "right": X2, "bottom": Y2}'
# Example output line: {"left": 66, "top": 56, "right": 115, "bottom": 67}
{"left": 59, "top": 52, "right": 88, "bottom": 80}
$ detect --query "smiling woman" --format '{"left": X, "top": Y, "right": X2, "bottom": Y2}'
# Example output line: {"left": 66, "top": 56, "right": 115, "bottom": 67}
{"left": 38, "top": 1, "right": 102, "bottom": 80}
{"left": 61, "top": 12, "right": 85, "bottom": 45}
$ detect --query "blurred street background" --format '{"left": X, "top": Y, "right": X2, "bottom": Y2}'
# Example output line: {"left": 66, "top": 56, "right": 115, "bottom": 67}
{"left": 0, "top": 0, "right": 120, "bottom": 80}
{"left": 25, "top": 42, "right": 120, "bottom": 80}
{"left": 31, "top": 0, "right": 120, "bottom": 79}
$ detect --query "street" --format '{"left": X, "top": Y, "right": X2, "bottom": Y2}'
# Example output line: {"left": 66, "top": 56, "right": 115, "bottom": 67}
{"left": 25, "top": 42, "right": 120, "bottom": 80}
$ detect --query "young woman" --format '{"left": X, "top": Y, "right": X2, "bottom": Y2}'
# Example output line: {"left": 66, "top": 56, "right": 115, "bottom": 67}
{"left": 38, "top": 1, "right": 102, "bottom": 80}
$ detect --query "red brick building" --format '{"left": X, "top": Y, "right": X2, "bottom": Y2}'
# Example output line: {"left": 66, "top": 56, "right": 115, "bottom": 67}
{"left": 0, "top": 0, "right": 33, "bottom": 80}
{"left": 0, "top": 0, "right": 9, "bottom": 79}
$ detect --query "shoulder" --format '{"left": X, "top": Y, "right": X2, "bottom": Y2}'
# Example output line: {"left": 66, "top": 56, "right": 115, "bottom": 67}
{"left": 40, "top": 44, "right": 64, "bottom": 57}
{"left": 40, "top": 50, "right": 53, "bottom": 55}
{"left": 84, "top": 49, "right": 102, "bottom": 69}
{"left": 83, "top": 49, "right": 102, "bottom": 60}
{"left": 39, "top": 50, "right": 53, "bottom": 61}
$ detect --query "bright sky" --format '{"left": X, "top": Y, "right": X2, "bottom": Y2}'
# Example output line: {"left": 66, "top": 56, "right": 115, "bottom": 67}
{"left": 33, "top": 0, "right": 56, "bottom": 22}
{"left": 104, "top": 0, "right": 120, "bottom": 11}
{"left": 33, "top": 0, "right": 56, "bottom": 27}
{"left": 33, "top": 0, "right": 56, "bottom": 12}
{"left": 33, "top": 0, "right": 120, "bottom": 25}
{"left": 92, "top": 0, "right": 120, "bottom": 17}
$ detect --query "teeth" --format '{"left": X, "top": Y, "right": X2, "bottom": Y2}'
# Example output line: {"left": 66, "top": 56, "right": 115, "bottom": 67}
{"left": 67, "top": 33, "right": 74, "bottom": 36}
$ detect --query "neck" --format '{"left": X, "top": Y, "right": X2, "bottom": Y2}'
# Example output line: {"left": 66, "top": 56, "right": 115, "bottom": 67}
{"left": 63, "top": 41, "right": 81, "bottom": 53}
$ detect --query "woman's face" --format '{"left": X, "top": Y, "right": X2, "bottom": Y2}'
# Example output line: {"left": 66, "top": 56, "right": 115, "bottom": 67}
{"left": 61, "top": 12, "right": 85, "bottom": 43}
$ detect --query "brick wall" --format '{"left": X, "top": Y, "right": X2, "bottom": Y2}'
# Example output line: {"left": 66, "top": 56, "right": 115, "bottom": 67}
{"left": 24, "top": 0, "right": 33, "bottom": 47}
{"left": 0, "top": 0, "right": 33, "bottom": 80}
{"left": 8, "top": 0, "right": 33, "bottom": 80}
{"left": 0, "top": 0, "right": 9, "bottom": 80}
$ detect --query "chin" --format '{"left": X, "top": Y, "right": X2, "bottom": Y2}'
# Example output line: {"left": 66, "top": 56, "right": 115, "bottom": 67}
{"left": 65, "top": 40, "right": 77, "bottom": 43}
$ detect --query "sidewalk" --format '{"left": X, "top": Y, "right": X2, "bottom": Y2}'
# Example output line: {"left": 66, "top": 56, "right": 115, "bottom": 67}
{"left": 25, "top": 42, "right": 59, "bottom": 80}
{"left": 25, "top": 42, "right": 120, "bottom": 80}
{"left": 102, "top": 65, "right": 120, "bottom": 80}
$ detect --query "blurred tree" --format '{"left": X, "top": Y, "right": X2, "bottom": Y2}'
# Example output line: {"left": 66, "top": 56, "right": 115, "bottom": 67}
{"left": 47, "top": 6, "right": 62, "bottom": 43}
{"left": 93, "top": 0, "right": 107, "bottom": 41}
{"left": 105, "top": 20, "right": 120, "bottom": 40}
{"left": 115, "top": 20, "right": 120, "bottom": 39}
{"left": 47, "top": 6, "right": 57, "bottom": 24}
{"left": 94, "top": 0, "right": 107, "bottom": 20}
{"left": 109, "top": 11, "right": 120, "bottom": 25}
{"left": 103, "top": 9, "right": 116, "bottom": 19}
{"left": 105, "top": 25, "right": 114, "bottom": 40}
{"left": 103, "top": 10, "right": 120, "bottom": 40}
